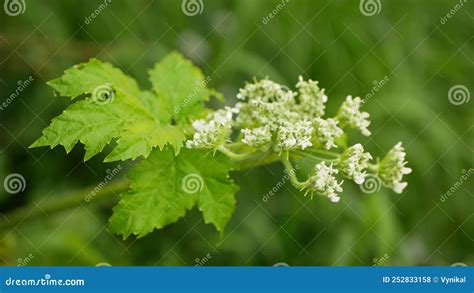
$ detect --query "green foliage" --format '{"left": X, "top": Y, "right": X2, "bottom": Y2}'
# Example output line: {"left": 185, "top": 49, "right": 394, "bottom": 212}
{"left": 31, "top": 52, "right": 214, "bottom": 162}
{"left": 109, "top": 148, "right": 238, "bottom": 239}
{"left": 31, "top": 52, "right": 238, "bottom": 237}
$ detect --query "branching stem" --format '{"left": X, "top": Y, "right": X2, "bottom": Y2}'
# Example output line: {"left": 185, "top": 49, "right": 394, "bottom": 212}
{"left": 217, "top": 146, "right": 263, "bottom": 161}
{"left": 280, "top": 152, "right": 308, "bottom": 189}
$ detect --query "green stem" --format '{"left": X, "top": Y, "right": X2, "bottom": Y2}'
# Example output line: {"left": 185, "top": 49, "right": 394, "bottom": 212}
{"left": 217, "top": 146, "right": 263, "bottom": 161}
{"left": 224, "top": 141, "right": 245, "bottom": 148}
{"left": 291, "top": 149, "right": 339, "bottom": 162}
{"left": 305, "top": 148, "right": 341, "bottom": 158}
{"left": 368, "top": 163, "right": 379, "bottom": 172}
{"left": 0, "top": 180, "right": 129, "bottom": 232}
{"left": 280, "top": 152, "right": 308, "bottom": 189}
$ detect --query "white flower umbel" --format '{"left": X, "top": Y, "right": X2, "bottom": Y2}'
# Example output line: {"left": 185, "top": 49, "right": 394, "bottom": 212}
{"left": 241, "top": 126, "right": 272, "bottom": 147}
{"left": 377, "top": 142, "right": 412, "bottom": 194}
{"left": 336, "top": 95, "right": 371, "bottom": 136}
{"left": 277, "top": 120, "right": 313, "bottom": 150}
{"left": 186, "top": 107, "right": 236, "bottom": 149}
{"left": 305, "top": 162, "right": 343, "bottom": 202}
{"left": 312, "top": 118, "right": 343, "bottom": 149}
{"left": 235, "top": 78, "right": 297, "bottom": 131}
{"left": 338, "top": 143, "right": 373, "bottom": 184}
{"left": 294, "top": 76, "right": 328, "bottom": 119}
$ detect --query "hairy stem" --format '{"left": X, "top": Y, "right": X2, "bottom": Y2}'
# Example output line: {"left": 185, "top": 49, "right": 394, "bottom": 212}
{"left": 0, "top": 180, "right": 129, "bottom": 232}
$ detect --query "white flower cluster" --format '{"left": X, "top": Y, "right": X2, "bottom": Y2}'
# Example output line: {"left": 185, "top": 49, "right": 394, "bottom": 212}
{"left": 338, "top": 143, "right": 372, "bottom": 184}
{"left": 277, "top": 120, "right": 313, "bottom": 150}
{"left": 186, "top": 107, "right": 237, "bottom": 149}
{"left": 294, "top": 76, "right": 327, "bottom": 119}
{"left": 336, "top": 96, "right": 371, "bottom": 136}
{"left": 377, "top": 142, "right": 412, "bottom": 194}
{"left": 187, "top": 77, "right": 372, "bottom": 151}
{"left": 185, "top": 76, "right": 410, "bottom": 202}
{"left": 305, "top": 162, "right": 343, "bottom": 202}
{"left": 313, "top": 118, "right": 343, "bottom": 149}
{"left": 241, "top": 126, "right": 272, "bottom": 147}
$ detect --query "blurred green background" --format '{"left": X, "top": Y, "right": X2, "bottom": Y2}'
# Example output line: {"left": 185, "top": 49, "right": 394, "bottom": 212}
{"left": 0, "top": 0, "right": 472, "bottom": 266}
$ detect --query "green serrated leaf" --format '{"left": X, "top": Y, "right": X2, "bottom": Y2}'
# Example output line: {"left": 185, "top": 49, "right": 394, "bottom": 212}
{"left": 48, "top": 58, "right": 141, "bottom": 99}
{"left": 149, "top": 51, "right": 212, "bottom": 123}
{"left": 108, "top": 148, "right": 238, "bottom": 239}
{"left": 31, "top": 55, "right": 209, "bottom": 161}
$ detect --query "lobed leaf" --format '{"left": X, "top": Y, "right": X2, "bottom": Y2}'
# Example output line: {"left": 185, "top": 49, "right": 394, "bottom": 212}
{"left": 109, "top": 148, "right": 238, "bottom": 239}
{"left": 31, "top": 53, "right": 212, "bottom": 161}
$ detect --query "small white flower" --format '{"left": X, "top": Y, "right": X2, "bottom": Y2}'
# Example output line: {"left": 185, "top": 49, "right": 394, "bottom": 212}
{"left": 305, "top": 162, "right": 343, "bottom": 202}
{"left": 312, "top": 118, "right": 343, "bottom": 149}
{"left": 338, "top": 143, "right": 373, "bottom": 184}
{"left": 377, "top": 142, "right": 412, "bottom": 194}
{"left": 277, "top": 120, "right": 313, "bottom": 150}
{"left": 336, "top": 95, "right": 371, "bottom": 136}
{"left": 294, "top": 76, "right": 327, "bottom": 118}
{"left": 241, "top": 126, "right": 272, "bottom": 147}
{"left": 186, "top": 107, "right": 236, "bottom": 149}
